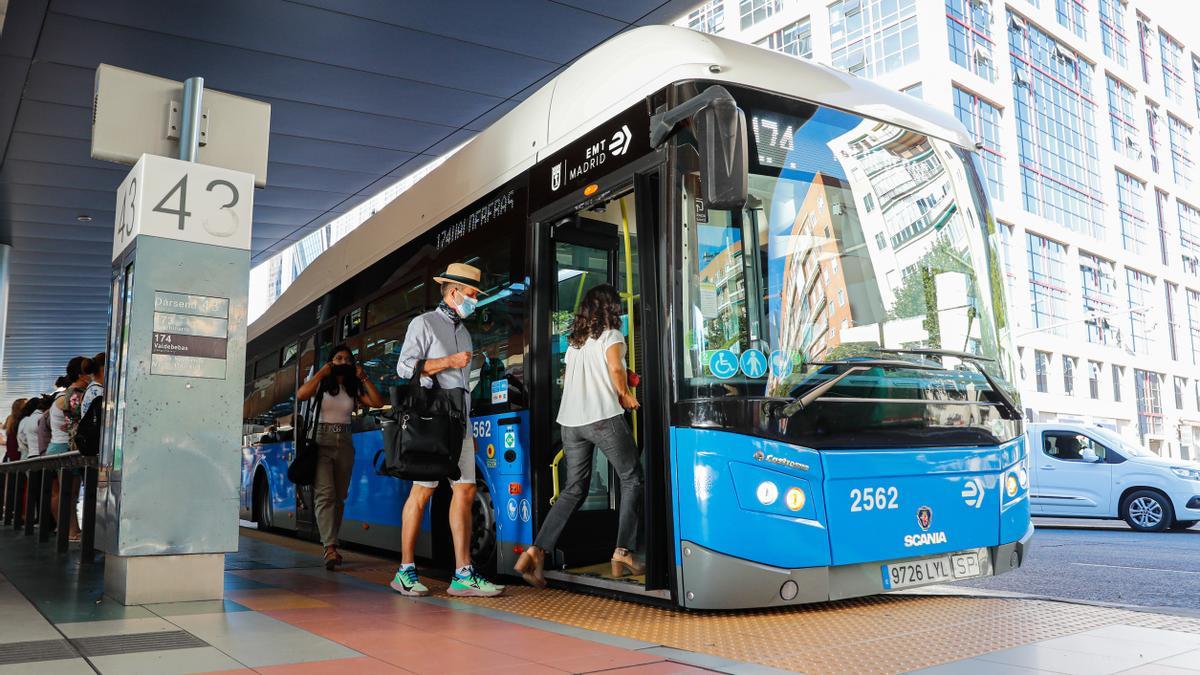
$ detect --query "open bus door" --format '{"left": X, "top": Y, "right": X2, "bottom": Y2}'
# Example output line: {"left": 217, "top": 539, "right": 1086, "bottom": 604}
{"left": 530, "top": 175, "right": 672, "bottom": 601}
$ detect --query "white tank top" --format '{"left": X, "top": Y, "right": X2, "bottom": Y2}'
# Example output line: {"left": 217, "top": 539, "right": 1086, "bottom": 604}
{"left": 556, "top": 329, "right": 626, "bottom": 428}
{"left": 319, "top": 390, "right": 355, "bottom": 424}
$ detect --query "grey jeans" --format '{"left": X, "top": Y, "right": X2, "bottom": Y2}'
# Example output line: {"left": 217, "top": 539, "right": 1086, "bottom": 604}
{"left": 313, "top": 429, "right": 354, "bottom": 547}
{"left": 534, "top": 415, "right": 644, "bottom": 554}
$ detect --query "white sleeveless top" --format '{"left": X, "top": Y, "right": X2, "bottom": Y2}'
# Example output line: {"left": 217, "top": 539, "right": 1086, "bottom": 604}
{"left": 556, "top": 329, "right": 626, "bottom": 428}
{"left": 319, "top": 390, "right": 355, "bottom": 424}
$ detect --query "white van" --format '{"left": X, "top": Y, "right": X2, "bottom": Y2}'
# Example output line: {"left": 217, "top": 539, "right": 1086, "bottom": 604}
{"left": 1027, "top": 423, "right": 1200, "bottom": 531}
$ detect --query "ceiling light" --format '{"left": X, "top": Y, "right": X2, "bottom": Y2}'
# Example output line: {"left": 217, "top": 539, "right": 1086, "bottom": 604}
{"left": 77, "top": 215, "right": 93, "bottom": 222}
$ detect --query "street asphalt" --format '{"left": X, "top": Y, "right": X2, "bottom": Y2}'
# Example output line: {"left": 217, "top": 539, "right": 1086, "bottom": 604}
{"left": 951, "top": 518, "right": 1200, "bottom": 616}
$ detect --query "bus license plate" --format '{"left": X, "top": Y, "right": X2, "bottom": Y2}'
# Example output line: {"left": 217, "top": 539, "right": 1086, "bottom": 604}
{"left": 882, "top": 551, "right": 983, "bottom": 590}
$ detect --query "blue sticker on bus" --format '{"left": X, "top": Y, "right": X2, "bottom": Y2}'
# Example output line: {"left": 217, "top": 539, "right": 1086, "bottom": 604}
{"left": 519, "top": 499, "right": 530, "bottom": 522}
{"left": 709, "top": 349, "right": 738, "bottom": 379}
{"left": 769, "top": 350, "right": 793, "bottom": 378}
{"left": 740, "top": 349, "right": 767, "bottom": 378}
{"left": 491, "top": 379, "right": 509, "bottom": 404}
{"left": 506, "top": 498, "right": 518, "bottom": 521}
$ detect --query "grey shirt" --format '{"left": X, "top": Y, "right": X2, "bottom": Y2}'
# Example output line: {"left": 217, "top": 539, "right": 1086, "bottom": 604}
{"left": 396, "top": 308, "right": 473, "bottom": 414}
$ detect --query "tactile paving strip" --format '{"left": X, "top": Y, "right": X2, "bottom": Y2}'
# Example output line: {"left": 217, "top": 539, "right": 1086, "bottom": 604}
{"left": 70, "top": 630, "right": 207, "bottom": 657}
{"left": 346, "top": 563, "right": 1200, "bottom": 674}
{"left": 0, "top": 639, "right": 78, "bottom": 666}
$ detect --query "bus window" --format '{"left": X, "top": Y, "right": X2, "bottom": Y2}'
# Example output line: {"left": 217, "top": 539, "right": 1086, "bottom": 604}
{"left": 281, "top": 341, "right": 299, "bottom": 367}
{"left": 360, "top": 314, "right": 413, "bottom": 402}
{"left": 366, "top": 279, "right": 426, "bottom": 327}
{"left": 341, "top": 307, "right": 363, "bottom": 340}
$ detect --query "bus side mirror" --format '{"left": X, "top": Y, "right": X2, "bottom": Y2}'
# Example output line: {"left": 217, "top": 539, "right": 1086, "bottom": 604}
{"left": 691, "top": 97, "right": 749, "bottom": 211}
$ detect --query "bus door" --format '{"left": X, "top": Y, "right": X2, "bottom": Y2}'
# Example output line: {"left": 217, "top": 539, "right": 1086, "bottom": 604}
{"left": 532, "top": 181, "right": 669, "bottom": 596}
{"left": 294, "top": 322, "right": 335, "bottom": 541}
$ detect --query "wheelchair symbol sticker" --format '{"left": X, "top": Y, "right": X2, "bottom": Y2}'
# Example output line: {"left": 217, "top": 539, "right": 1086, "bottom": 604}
{"left": 769, "top": 350, "right": 793, "bottom": 378}
{"left": 740, "top": 349, "right": 767, "bottom": 378}
{"left": 709, "top": 349, "right": 738, "bottom": 379}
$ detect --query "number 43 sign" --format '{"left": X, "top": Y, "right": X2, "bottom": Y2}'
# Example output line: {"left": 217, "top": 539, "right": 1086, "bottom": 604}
{"left": 112, "top": 153, "right": 255, "bottom": 261}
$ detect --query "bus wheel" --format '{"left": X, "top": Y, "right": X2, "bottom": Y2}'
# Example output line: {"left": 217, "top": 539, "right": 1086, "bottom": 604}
{"left": 254, "top": 473, "right": 273, "bottom": 531}
{"left": 1122, "top": 490, "right": 1172, "bottom": 532}
{"left": 471, "top": 478, "right": 497, "bottom": 575}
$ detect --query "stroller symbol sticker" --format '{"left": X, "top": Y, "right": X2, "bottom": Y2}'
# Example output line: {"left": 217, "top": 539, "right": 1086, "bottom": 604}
{"left": 507, "top": 498, "right": 518, "bottom": 521}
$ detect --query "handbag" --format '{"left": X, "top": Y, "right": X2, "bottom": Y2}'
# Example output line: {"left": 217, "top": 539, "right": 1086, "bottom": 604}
{"left": 287, "top": 393, "right": 322, "bottom": 486}
{"left": 374, "top": 359, "right": 467, "bottom": 482}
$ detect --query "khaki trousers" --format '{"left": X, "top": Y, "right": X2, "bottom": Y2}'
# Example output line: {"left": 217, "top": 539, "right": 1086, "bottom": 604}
{"left": 313, "top": 429, "right": 354, "bottom": 547}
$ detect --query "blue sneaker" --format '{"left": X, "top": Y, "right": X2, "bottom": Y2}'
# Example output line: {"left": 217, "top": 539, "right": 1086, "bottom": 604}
{"left": 389, "top": 566, "right": 429, "bottom": 596}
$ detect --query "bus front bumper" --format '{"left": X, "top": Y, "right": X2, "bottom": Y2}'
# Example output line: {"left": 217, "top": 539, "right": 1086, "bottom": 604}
{"left": 678, "top": 523, "right": 1034, "bottom": 610}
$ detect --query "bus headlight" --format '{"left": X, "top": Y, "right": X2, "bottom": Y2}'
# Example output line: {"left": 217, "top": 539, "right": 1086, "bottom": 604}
{"left": 1005, "top": 473, "right": 1019, "bottom": 498}
{"left": 786, "top": 487, "right": 806, "bottom": 511}
{"left": 1017, "top": 467, "right": 1029, "bottom": 488}
{"left": 756, "top": 481, "right": 779, "bottom": 505}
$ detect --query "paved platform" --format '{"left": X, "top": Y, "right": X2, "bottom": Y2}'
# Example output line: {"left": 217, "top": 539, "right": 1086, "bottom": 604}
{"left": 0, "top": 526, "right": 1198, "bottom": 674}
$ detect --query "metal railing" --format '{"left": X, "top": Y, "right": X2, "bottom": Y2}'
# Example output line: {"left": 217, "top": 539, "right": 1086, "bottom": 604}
{"left": 0, "top": 452, "right": 98, "bottom": 559}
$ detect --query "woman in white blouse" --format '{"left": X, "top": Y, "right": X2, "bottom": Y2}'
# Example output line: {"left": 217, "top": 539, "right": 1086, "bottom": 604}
{"left": 516, "top": 284, "right": 644, "bottom": 587}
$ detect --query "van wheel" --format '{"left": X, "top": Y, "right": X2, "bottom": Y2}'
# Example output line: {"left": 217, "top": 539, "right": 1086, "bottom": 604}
{"left": 470, "top": 478, "right": 497, "bottom": 576}
{"left": 254, "top": 473, "right": 273, "bottom": 531}
{"left": 1170, "top": 520, "right": 1198, "bottom": 531}
{"left": 1121, "top": 490, "right": 1172, "bottom": 532}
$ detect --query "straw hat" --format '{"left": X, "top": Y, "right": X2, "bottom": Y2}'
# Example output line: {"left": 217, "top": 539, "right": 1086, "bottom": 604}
{"left": 433, "top": 262, "right": 487, "bottom": 295}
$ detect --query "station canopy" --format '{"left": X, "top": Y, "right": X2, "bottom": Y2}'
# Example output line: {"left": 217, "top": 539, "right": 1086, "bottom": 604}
{"left": 0, "top": 0, "right": 695, "bottom": 400}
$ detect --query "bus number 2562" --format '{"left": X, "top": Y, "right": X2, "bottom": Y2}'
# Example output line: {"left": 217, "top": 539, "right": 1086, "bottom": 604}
{"left": 849, "top": 486, "right": 899, "bottom": 512}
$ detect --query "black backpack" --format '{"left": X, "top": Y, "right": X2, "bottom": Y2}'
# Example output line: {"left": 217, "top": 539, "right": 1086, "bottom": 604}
{"left": 76, "top": 395, "right": 103, "bottom": 456}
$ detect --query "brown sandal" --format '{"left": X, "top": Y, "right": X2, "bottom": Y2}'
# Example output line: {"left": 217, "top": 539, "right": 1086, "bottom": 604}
{"left": 611, "top": 548, "right": 645, "bottom": 577}
{"left": 323, "top": 546, "right": 338, "bottom": 571}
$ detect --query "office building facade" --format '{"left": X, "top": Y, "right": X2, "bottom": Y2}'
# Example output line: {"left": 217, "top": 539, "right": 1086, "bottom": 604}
{"left": 678, "top": 0, "right": 1200, "bottom": 459}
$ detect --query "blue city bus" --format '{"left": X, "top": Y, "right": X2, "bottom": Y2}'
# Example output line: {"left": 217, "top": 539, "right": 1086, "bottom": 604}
{"left": 240, "top": 26, "right": 1030, "bottom": 609}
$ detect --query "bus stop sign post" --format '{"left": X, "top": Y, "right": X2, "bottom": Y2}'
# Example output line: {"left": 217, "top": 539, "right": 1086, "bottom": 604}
{"left": 91, "top": 67, "right": 267, "bottom": 605}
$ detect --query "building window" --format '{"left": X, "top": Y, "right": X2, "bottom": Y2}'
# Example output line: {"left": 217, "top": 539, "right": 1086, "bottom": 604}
{"left": 1099, "top": 0, "right": 1128, "bottom": 68}
{"left": 1167, "top": 282, "right": 1182, "bottom": 362}
{"left": 1176, "top": 376, "right": 1187, "bottom": 410}
{"left": 947, "top": 0, "right": 995, "bottom": 81}
{"left": 688, "top": 1, "right": 725, "bottom": 34}
{"left": 830, "top": 0, "right": 919, "bottom": 78}
{"left": 1035, "top": 350, "right": 1051, "bottom": 393}
{"left": 1146, "top": 102, "right": 1163, "bottom": 174}
{"left": 740, "top": 0, "right": 781, "bottom": 29}
{"left": 1137, "top": 13, "right": 1154, "bottom": 85}
{"left": 1156, "top": 189, "right": 1171, "bottom": 266}
{"left": 1188, "top": 289, "right": 1200, "bottom": 365}
{"left": 1160, "top": 30, "right": 1185, "bottom": 104}
{"left": 1009, "top": 14, "right": 1104, "bottom": 239}
{"left": 1113, "top": 364, "right": 1123, "bottom": 402}
{"left": 902, "top": 82, "right": 923, "bottom": 98}
{"left": 1106, "top": 76, "right": 1139, "bottom": 160}
{"left": 1062, "top": 355, "right": 1076, "bottom": 396}
{"left": 1126, "top": 268, "right": 1155, "bottom": 356}
{"left": 1168, "top": 115, "right": 1194, "bottom": 190}
{"left": 1027, "top": 233, "right": 1069, "bottom": 336}
{"left": 952, "top": 87, "right": 1003, "bottom": 200}
{"left": 1180, "top": 200, "right": 1200, "bottom": 278}
{"left": 1055, "top": 0, "right": 1086, "bottom": 40}
{"left": 1134, "top": 369, "right": 1164, "bottom": 439}
{"left": 1116, "top": 171, "right": 1149, "bottom": 255}
{"left": 758, "top": 17, "right": 812, "bottom": 58}
{"left": 1089, "top": 360, "right": 1102, "bottom": 399}
{"left": 1080, "top": 252, "right": 1117, "bottom": 345}
{"left": 1194, "top": 57, "right": 1200, "bottom": 119}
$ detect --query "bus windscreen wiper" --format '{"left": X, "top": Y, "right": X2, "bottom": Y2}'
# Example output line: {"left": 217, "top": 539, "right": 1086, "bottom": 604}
{"left": 774, "top": 359, "right": 938, "bottom": 418}
{"left": 879, "top": 348, "right": 1022, "bottom": 421}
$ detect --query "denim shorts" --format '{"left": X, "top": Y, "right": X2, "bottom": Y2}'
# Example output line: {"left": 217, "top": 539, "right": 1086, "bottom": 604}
{"left": 45, "top": 442, "right": 71, "bottom": 455}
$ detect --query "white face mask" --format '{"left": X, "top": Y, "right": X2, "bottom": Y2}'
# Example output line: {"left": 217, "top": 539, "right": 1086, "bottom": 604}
{"left": 455, "top": 294, "right": 478, "bottom": 319}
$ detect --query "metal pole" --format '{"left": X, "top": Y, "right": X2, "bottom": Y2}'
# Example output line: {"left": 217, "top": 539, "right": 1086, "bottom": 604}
{"left": 81, "top": 465, "right": 97, "bottom": 562}
{"left": 179, "top": 76, "right": 204, "bottom": 162}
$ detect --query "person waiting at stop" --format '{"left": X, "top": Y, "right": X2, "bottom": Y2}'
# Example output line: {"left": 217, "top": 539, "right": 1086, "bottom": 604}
{"left": 4, "top": 398, "right": 26, "bottom": 462}
{"left": 516, "top": 283, "right": 644, "bottom": 588}
{"left": 47, "top": 356, "right": 91, "bottom": 541}
{"left": 296, "top": 345, "right": 384, "bottom": 570}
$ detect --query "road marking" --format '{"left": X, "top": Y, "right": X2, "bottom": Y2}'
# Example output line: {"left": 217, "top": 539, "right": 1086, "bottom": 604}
{"left": 1070, "top": 562, "right": 1200, "bottom": 575}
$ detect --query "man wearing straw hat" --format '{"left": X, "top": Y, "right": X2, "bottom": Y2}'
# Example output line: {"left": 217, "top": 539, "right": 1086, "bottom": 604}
{"left": 390, "top": 262, "right": 505, "bottom": 597}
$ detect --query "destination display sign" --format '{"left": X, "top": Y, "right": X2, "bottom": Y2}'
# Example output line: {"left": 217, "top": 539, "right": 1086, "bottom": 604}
{"left": 150, "top": 290, "right": 230, "bottom": 379}
{"left": 529, "top": 99, "right": 652, "bottom": 211}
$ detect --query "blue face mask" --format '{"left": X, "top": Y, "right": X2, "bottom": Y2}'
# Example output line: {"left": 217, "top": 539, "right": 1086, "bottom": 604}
{"left": 456, "top": 294, "right": 478, "bottom": 319}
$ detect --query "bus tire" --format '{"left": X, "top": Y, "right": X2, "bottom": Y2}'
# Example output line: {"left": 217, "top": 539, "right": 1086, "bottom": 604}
{"left": 471, "top": 477, "right": 497, "bottom": 577}
{"left": 1121, "top": 489, "right": 1172, "bottom": 532}
{"left": 254, "top": 472, "right": 273, "bottom": 531}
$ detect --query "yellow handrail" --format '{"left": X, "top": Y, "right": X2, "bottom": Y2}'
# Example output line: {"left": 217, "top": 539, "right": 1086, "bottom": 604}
{"left": 549, "top": 448, "right": 565, "bottom": 504}
{"left": 619, "top": 199, "right": 637, "bottom": 443}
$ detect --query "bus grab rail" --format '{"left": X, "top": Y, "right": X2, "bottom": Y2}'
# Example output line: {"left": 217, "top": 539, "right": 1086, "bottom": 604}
{"left": 0, "top": 452, "right": 99, "bottom": 559}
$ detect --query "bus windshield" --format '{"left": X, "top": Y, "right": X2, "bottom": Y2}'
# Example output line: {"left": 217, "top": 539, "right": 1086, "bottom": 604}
{"left": 677, "top": 88, "right": 1021, "bottom": 448}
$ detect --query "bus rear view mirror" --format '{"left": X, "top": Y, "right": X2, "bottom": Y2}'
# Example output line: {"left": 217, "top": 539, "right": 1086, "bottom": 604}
{"left": 649, "top": 85, "right": 749, "bottom": 212}
{"left": 691, "top": 97, "right": 748, "bottom": 211}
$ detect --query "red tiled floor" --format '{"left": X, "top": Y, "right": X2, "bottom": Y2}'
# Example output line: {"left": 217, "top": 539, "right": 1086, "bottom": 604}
{"left": 254, "top": 656, "right": 411, "bottom": 673}
{"left": 600, "top": 663, "right": 720, "bottom": 674}
{"left": 542, "top": 648, "right": 665, "bottom": 673}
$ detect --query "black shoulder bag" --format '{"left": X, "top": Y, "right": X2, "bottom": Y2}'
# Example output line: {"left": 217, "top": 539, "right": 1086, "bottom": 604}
{"left": 374, "top": 360, "right": 467, "bottom": 482}
{"left": 287, "top": 393, "right": 323, "bottom": 486}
